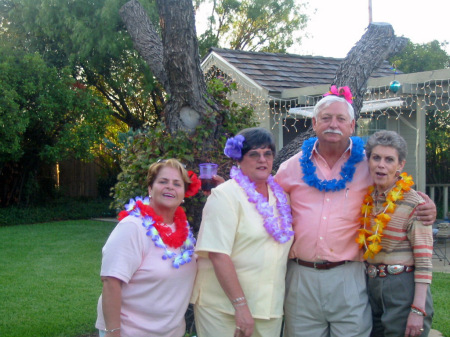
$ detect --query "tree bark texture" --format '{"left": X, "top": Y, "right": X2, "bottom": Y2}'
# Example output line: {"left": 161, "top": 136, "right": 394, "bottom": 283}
{"left": 119, "top": 0, "right": 168, "bottom": 92}
{"left": 274, "top": 22, "right": 407, "bottom": 170}
{"left": 156, "top": 0, "right": 212, "bottom": 133}
{"left": 332, "top": 22, "right": 408, "bottom": 120}
{"left": 120, "top": 0, "right": 213, "bottom": 134}
{"left": 273, "top": 127, "right": 315, "bottom": 172}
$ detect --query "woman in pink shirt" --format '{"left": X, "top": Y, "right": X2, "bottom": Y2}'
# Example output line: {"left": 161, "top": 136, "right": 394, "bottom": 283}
{"left": 357, "top": 131, "right": 433, "bottom": 337}
{"left": 95, "top": 159, "right": 200, "bottom": 337}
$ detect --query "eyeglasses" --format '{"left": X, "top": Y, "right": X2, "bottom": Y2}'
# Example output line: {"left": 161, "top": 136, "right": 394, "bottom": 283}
{"left": 246, "top": 150, "right": 274, "bottom": 160}
{"left": 156, "top": 159, "right": 187, "bottom": 168}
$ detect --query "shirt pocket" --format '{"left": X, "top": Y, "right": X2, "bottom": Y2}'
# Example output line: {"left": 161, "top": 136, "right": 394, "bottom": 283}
{"left": 332, "top": 188, "right": 364, "bottom": 223}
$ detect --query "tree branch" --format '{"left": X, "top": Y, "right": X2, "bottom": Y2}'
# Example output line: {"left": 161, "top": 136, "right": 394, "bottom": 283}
{"left": 333, "top": 22, "right": 408, "bottom": 120}
{"left": 119, "top": 0, "right": 169, "bottom": 93}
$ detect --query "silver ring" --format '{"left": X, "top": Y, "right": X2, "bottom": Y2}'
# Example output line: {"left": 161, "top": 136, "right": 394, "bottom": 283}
{"left": 420, "top": 328, "right": 424, "bottom": 332}
{"left": 236, "top": 327, "right": 242, "bottom": 330}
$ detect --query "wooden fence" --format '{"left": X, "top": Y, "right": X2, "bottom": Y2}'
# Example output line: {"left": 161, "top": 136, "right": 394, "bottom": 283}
{"left": 57, "top": 158, "right": 100, "bottom": 198}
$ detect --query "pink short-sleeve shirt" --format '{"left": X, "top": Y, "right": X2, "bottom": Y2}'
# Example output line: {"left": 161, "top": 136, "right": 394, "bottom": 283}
{"left": 96, "top": 215, "right": 197, "bottom": 337}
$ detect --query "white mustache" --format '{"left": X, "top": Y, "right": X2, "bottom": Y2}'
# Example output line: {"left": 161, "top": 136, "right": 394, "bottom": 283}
{"left": 324, "top": 129, "right": 343, "bottom": 135}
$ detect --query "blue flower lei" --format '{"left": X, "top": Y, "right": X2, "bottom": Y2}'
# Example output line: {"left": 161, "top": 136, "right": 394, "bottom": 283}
{"left": 299, "top": 136, "right": 364, "bottom": 192}
{"left": 123, "top": 197, "right": 196, "bottom": 269}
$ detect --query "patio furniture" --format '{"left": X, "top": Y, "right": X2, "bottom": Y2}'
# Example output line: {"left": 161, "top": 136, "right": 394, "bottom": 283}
{"left": 433, "top": 222, "right": 450, "bottom": 265}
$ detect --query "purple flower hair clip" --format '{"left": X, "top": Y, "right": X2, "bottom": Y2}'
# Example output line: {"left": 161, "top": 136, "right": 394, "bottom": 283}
{"left": 224, "top": 135, "right": 245, "bottom": 160}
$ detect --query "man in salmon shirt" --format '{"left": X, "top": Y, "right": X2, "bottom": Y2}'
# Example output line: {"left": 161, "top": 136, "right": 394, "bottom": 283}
{"left": 275, "top": 86, "right": 436, "bottom": 337}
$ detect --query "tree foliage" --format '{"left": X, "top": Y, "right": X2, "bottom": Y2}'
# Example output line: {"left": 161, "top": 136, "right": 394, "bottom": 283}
{"left": 196, "top": 0, "right": 309, "bottom": 56}
{"left": 0, "top": 44, "right": 111, "bottom": 205}
{"left": 1, "top": 0, "right": 310, "bottom": 129}
{"left": 112, "top": 78, "right": 257, "bottom": 229}
{"left": 0, "top": 0, "right": 312, "bottom": 205}
{"left": 426, "top": 111, "right": 450, "bottom": 185}
{"left": 0, "top": 46, "right": 110, "bottom": 163}
{"left": 389, "top": 40, "right": 450, "bottom": 73}
{"left": 1, "top": 0, "right": 162, "bottom": 129}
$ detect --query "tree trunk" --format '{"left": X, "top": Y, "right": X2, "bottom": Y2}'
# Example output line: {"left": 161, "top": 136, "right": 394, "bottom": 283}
{"left": 119, "top": 0, "right": 168, "bottom": 93}
{"left": 273, "top": 128, "right": 315, "bottom": 172}
{"left": 120, "top": 0, "right": 216, "bottom": 134}
{"left": 332, "top": 22, "right": 408, "bottom": 120}
{"left": 156, "top": 0, "right": 213, "bottom": 133}
{"left": 274, "top": 22, "right": 407, "bottom": 170}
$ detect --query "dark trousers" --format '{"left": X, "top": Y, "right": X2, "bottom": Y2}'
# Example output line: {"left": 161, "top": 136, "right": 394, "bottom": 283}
{"left": 368, "top": 271, "right": 433, "bottom": 337}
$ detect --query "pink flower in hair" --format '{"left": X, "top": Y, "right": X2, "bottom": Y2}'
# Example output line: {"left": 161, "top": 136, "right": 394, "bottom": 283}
{"left": 323, "top": 85, "right": 354, "bottom": 104}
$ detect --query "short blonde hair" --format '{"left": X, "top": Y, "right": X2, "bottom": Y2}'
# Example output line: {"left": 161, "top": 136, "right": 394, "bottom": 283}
{"left": 146, "top": 159, "right": 191, "bottom": 191}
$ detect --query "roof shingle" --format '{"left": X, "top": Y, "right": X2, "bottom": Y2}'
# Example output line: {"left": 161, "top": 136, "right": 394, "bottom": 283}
{"left": 207, "top": 48, "right": 395, "bottom": 94}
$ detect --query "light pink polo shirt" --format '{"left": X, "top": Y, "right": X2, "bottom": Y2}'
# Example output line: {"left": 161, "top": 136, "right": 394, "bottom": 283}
{"left": 96, "top": 215, "right": 197, "bottom": 337}
{"left": 275, "top": 139, "right": 371, "bottom": 263}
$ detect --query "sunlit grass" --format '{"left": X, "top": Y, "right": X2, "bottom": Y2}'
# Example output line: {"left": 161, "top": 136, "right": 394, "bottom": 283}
{"left": 0, "top": 220, "right": 116, "bottom": 337}
{"left": 1, "top": 220, "right": 448, "bottom": 337}
{"left": 431, "top": 272, "right": 450, "bottom": 336}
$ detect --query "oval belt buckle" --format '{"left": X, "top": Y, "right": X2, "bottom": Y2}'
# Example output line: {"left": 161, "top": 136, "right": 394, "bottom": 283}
{"left": 387, "top": 265, "right": 405, "bottom": 275}
{"left": 367, "top": 265, "right": 377, "bottom": 278}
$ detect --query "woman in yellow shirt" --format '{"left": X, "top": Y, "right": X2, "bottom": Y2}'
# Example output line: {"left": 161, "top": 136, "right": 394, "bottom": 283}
{"left": 191, "top": 127, "right": 294, "bottom": 337}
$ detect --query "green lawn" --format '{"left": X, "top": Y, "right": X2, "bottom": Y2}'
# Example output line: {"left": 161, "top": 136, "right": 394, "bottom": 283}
{"left": 0, "top": 220, "right": 116, "bottom": 337}
{"left": 431, "top": 272, "right": 450, "bottom": 336}
{"left": 1, "top": 220, "right": 449, "bottom": 337}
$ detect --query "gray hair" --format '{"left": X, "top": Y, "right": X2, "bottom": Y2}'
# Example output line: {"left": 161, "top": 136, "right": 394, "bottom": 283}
{"left": 313, "top": 95, "right": 355, "bottom": 121}
{"left": 365, "top": 130, "right": 408, "bottom": 162}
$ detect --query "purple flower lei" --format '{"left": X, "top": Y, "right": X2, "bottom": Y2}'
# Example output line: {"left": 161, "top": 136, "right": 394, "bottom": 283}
{"left": 125, "top": 196, "right": 196, "bottom": 269}
{"left": 224, "top": 135, "right": 245, "bottom": 160}
{"left": 230, "top": 166, "right": 294, "bottom": 244}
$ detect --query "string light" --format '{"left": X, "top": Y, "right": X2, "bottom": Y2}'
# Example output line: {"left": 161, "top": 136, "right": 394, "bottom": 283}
{"left": 361, "top": 80, "right": 449, "bottom": 121}
{"left": 203, "top": 56, "right": 449, "bottom": 131}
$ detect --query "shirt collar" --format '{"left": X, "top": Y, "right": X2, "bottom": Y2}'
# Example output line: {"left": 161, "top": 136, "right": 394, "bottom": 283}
{"left": 374, "top": 176, "right": 402, "bottom": 197}
{"left": 311, "top": 138, "right": 353, "bottom": 160}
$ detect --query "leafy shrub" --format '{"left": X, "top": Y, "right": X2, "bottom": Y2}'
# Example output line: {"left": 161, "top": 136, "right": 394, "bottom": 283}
{"left": 0, "top": 198, "right": 115, "bottom": 226}
{"left": 111, "top": 78, "right": 257, "bottom": 231}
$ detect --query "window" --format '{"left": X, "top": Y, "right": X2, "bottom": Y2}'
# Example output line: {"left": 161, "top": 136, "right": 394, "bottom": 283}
{"left": 357, "top": 115, "right": 388, "bottom": 144}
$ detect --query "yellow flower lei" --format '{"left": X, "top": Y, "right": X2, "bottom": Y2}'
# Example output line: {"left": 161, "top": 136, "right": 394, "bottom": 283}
{"left": 356, "top": 172, "right": 415, "bottom": 259}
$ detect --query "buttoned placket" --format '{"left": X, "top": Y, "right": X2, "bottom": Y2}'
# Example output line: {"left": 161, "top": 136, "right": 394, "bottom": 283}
{"left": 312, "top": 146, "right": 352, "bottom": 261}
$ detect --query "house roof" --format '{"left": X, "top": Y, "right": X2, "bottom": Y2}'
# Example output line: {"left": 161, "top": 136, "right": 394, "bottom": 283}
{"left": 205, "top": 47, "right": 396, "bottom": 95}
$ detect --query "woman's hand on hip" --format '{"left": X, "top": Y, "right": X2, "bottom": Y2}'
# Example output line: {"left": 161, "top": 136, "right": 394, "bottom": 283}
{"left": 234, "top": 304, "right": 254, "bottom": 337}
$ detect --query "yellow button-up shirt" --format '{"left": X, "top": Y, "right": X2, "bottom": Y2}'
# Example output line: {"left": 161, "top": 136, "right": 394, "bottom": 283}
{"left": 191, "top": 179, "right": 293, "bottom": 319}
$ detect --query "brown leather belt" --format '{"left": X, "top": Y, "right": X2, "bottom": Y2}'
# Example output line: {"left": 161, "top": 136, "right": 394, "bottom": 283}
{"left": 291, "top": 259, "right": 348, "bottom": 270}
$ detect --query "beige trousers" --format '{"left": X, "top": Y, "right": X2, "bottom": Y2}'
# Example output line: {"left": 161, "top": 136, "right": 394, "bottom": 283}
{"left": 283, "top": 260, "right": 372, "bottom": 337}
{"left": 194, "top": 304, "right": 283, "bottom": 337}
